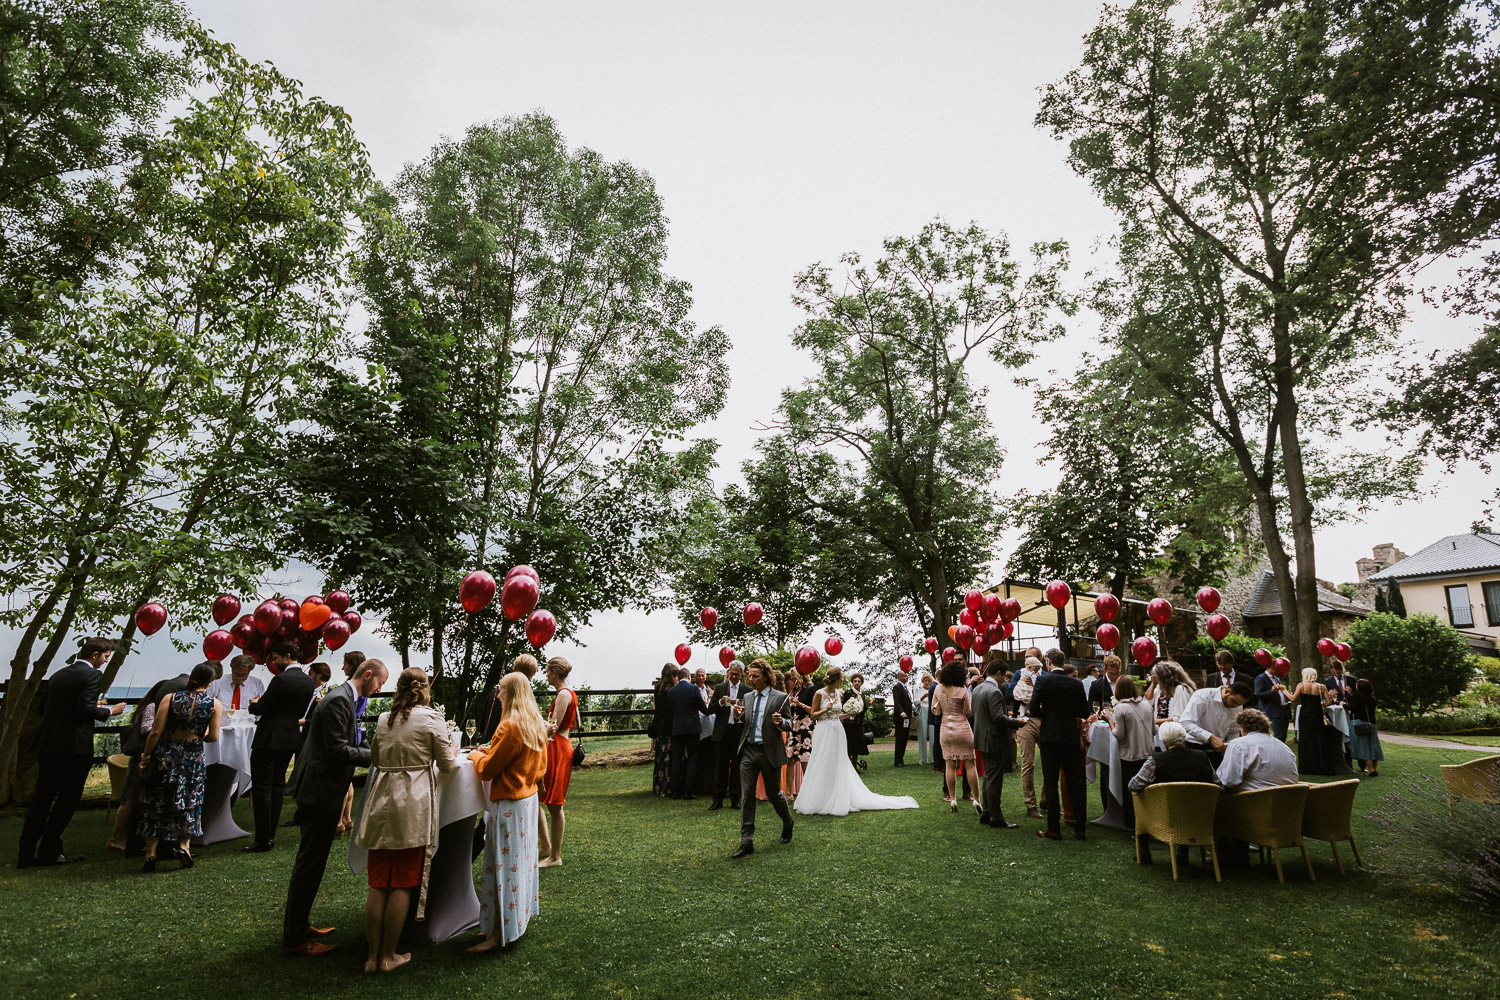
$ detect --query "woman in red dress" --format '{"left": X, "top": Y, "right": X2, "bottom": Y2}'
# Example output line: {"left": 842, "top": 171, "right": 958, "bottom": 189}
{"left": 538, "top": 656, "right": 578, "bottom": 868}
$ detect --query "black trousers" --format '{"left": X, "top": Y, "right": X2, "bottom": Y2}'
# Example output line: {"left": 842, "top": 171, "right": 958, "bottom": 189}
{"left": 669, "top": 734, "right": 699, "bottom": 798}
{"left": 250, "top": 747, "right": 294, "bottom": 846}
{"left": 18, "top": 752, "right": 92, "bottom": 862}
{"left": 282, "top": 802, "right": 339, "bottom": 946}
{"left": 893, "top": 719, "right": 910, "bottom": 766}
{"left": 712, "top": 728, "right": 743, "bottom": 805}
{"left": 978, "top": 749, "right": 1008, "bottom": 823}
{"left": 737, "top": 742, "right": 792, "bottom": 845}
{"left": 1040, "top": 740, "right": 1086, "bottom": 834}
{"left": 1119, "top": 757, "right": 1146, "bottom": 832}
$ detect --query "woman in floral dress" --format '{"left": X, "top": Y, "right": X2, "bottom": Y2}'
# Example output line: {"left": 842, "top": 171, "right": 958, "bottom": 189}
{"left": 138, "top": 661, "right": 221, "bottom": 872}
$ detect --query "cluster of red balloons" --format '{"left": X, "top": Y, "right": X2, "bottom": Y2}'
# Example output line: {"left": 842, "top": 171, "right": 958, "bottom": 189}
{"left": 679, "top": 602, "right": 769, "bottom": 669}
{"left": 942, "top": 589, "right": 1019, "bottom": 657}
{"left": 459, "top": 565, "right": 556, "bottom": 649}
{"left": 1317, "top": 637, "right": 1354, "bottom": 662}
{"left": 134, "top": 590, "right": 367, "bottom": 672}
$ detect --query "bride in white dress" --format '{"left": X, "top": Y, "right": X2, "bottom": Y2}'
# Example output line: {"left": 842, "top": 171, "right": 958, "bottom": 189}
{"left": 793, "top": 668, "right": 919, "bottom": 816}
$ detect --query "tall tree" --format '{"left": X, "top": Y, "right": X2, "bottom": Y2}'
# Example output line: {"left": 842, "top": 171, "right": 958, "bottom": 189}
{"left": 768, "top": 219, "right": 1074, "bottom": 642}
{"left": 1037, "top": 0, "right": 1500, "bottom": 669}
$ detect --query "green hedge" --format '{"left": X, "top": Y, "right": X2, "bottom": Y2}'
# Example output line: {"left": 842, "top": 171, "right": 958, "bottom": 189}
{"left": 1375, "top": 706, "right": 1500, "bottom": 735}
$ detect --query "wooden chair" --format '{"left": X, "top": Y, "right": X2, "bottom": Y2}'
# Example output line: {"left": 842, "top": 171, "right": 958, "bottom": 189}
{"left": 1213, "top": 782, "right": 1312, "bottom": 883}
{"left": 105, "top": 753, "right": 131, "bottom": 825}
{"left": 1132, "top": 781, "right": 1223, "bottom": 882}
{"left": 1440, "top": 755, "right": 1500, "bottom": 816}
{"left": 1300, "top": 778, "right": 1362, "bottom": 876}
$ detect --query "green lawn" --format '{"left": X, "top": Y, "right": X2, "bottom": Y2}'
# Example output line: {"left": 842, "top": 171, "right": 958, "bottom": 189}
{"left": 1419, "top": 734, "right": 1500, "bottom": 748}
{"left": 2, "top": 743, "right": 1497, "bottom": 1000}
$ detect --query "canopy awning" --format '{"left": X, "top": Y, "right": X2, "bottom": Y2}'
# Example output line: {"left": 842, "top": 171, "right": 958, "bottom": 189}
{"left": 978, "top": 579, "right": 1194, "bottom": 631}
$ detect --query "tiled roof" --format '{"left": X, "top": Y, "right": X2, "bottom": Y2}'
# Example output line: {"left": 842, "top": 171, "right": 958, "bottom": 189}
{"left": 1367, "top": 533, "right": 1500, "bottom": 582}
{"left": 1241, "top": 570, "right": 1374, "bottom": 619}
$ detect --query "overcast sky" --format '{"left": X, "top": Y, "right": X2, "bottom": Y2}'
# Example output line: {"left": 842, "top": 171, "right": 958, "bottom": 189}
{"left": 28, "top": 1, "right": 1493, "bottom": 695}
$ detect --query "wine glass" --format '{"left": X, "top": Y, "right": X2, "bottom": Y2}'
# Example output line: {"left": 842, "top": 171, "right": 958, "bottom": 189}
{"left": 464, "top": 721, "right": 476, "bottom": 746}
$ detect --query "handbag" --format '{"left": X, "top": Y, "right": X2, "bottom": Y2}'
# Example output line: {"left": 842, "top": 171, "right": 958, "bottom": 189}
{"left": 1352, "top": 719, "right": 1375, "bottom": 736}
{"left": 571, "top": 743, "right": 585, "bottom": 767}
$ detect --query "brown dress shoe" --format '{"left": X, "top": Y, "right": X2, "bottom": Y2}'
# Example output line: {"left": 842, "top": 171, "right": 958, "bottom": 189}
{"left": 307, "top": 925, "right": 336, "bottom": 938}
{"left": 1025, "top": 808, "right": 1043, "bottom": 819}
{"left": 283, "top": 941, "right": 338, "bottom": 957}
{"left": 1037, "top": 830, "right": 1062, "bottom": 841}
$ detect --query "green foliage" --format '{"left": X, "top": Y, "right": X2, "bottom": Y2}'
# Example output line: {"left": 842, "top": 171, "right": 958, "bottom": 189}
{"left": 1375, "top": 588, "right": 1388, "bottom": 613}
{"left": 1344, "top": 612, "right": 1473, "bottom": 714}
{"left": 1186, "top": 633, "right": 1283, "bottom": 678}
{"left": 1376, "top": 705, "right": 1500, "bottom": 735}
{"left": 1388, "top": 578, "right": 1409, "bottom": 618}
{"left": 865, "top": 695, "right": 893, "bottom": 739}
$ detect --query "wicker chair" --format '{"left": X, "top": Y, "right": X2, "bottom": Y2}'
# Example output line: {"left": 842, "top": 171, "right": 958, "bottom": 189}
{"left": 1132, "top": 781, "right": 1223, "bottom": 882}
{"left": 1213, "top": 782, "right": 1312, "bottom": 883}
{"left": 1300, "top": 778, "right": 1361, "bottom": 876}
{"left": 105, "top": 753, "right": 131, "bottom": 825}
{"left": 1440, "top": 755, "right": 1500, "bottom": 816}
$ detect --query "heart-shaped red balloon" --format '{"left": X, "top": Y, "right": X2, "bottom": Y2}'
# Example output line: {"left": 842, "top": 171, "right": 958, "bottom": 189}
{"left": 701, "top": 607, "right": 718, "bottom": 631}
{"left": 1093, "top": 594, "right": 1120, "bottom": 623}
{"left": 460, "top": 570, "right": 497, "bottom": 614}
{"left": 324, "top": 589, "right": 351, "bottom": 615}
{"left": 1147, "top": 598, "right": 1173, "bottom": 627}
{"left": 1045, "top": 581, "right": 1072, "bottom": 610}
{"left": 323, "top": 617, "right": 351, "bottom": 651}
{"left": 964, "top": 589, "right": 983, "bottom": 612}
{"left": 794, "top": 646, "right": 819, "bottom": 675}
{"left": 719, "top": 646, "right": 736, "bottom": 668}
{"left": 300, "top": 601, "right": 333, "bottom": 632}
{"left": 1196, "top": 587, "right": 1222, "bottom": 614}
{"left": 203, "top": 629, "right": 234, "bottom": 661}
{"left": 135, "top": 601, "right": 167, "bottom": 637}
{"left": 923, "top": 637, "right": 938, "bottom": 654}
{"left": 500, "top": 575, "right": 539, "bottom": 621}
{"left": 1095, "top": 623, "right": 1120, "bottom": 651}
{"left": 675, "top": 643, "right": 692, "bottom": 666}
{"left": 824, "top": 636, "right": 843, "bottom": 656}
{"left": 1131, "top": 635, "right": 1158, "bottom": 668}
{"left": 898, "top": 654, "right": 914, "bottom": 672}
{"left": 525, "top": 609, "right": 557, "bottom": 648}
{"left": 1205, "top": 614, "right": 1231, "bottom": 642}
{"left": 211, "top": 594, "right": 240, "bottom": 627}
{"left": 743, "top": 603, "right": 763, "bottom": 627}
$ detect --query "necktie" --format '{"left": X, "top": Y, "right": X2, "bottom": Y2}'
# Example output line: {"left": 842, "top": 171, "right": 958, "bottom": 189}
{"left": 231, "top": 685, "right": 241, "bottom": 710}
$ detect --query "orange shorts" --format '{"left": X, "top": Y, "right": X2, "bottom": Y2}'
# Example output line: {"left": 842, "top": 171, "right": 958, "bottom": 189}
{"left": 367, "top": 846, "right": 424, "bottom": 889}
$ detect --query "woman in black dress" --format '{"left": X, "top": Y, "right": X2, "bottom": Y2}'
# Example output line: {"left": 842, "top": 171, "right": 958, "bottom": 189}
{"left": 1292, "top": 667, "right": 1336, "bottom": 775}
{"left": 648, "top": 664, "right": 677, "bottom": 797}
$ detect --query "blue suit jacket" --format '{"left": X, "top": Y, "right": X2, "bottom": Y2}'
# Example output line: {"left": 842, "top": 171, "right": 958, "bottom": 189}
{"left": 666, "top": 680, "right": 709, "bottom": 737}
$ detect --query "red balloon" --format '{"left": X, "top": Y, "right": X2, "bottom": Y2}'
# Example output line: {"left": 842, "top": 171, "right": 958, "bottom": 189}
{"left": 525, "top": 609, "right": 557, "bottom": 649}
{"left": 1001, "top": 621, "right": 1014, "bottom": 639}
{"left": 236, "top": 614, "right": 253, "bottom": 628}
{"left": 743, "top": 603, "right": 763, "bottom": 627}
{"left": 794, "top": 646, "right": 820, "bottom": 675}
{"left": 1095, "top": 623, "right": 1120, "bottom": 651}
{"left": 719, "top": 646, "right": 736, "bottom": 668}
{"left": 898, "top": 654, "right": 914, "bottom": 672}
{"left": 505, "top": 565, "right": 540, "bottom": 583}
{"left": 824, "top": 636, "right": 843, "bottom": 656}
{"left": 297, "top": 633, "right": 319, "bottom": 664}
{"left": 1334, "top": 642, "right": 1352, "bottom": 662}
{"left": 279, "top": 608, "right": 297, "bottom": 632}
{"left": 1093, "top": 594, "right": 1120, "bottom": 623}
{"left": 1196, "top": 587, "right": 1222, "bottom": 614}
{"left": 500, "top": 575, "right": 539, "bottom": 621}
{"left": 958, "top": 607, "right": 978, "bottom": 629}
{"left": 278, "top": 597, "right": 299, "bottom": 613}
{"left": 954, "top": 625, "right": 975, "bottom": 650}
{"left": 324, "top": 589, "right": 351, "bottom": 615}
{"left": 1273, "top": 656, "right": 1292, "bottom": 676}
{"left": 923, "top": 637, "right": 939, "bottom": 654}
{"left": 985, "top": 623, "right": 1004, "bottom": 645}
{"left": 999, "top": 598, "right": 1022, "bottom": 622}
{"left": 303, "top": 595, "right": 324, "bottom": 606}
{"left": 700, "top": 607, "right": 719, "bottom": 631}
{"left": 1205, "top": 614, "right": 1232, "bottom": 642}
{"left": 972, "top": 636, "right": 990, "bottom": 656}
{"left": 343, "top": 610, "right": 362, "bottom": 634}
{"left": 253, "top": 601, "right": 282, "bottom": 637}
{"left": 1130, "top": 636, "right": 1159, "bottom": 668}
{"left": 299, "top": 601, "right": 333, "bottom": 632}
{"left": 134, "top": 601, "right": 167, "bottom": 636}
{"left": 1316, "top": 637, "right": 1336, "bottom": 658}
{"left": 964, "top": 589, "right": 983, "bottom": 613}
{"left": 675, "top": 643, "right": 692, "bottom": 666}
{"left": 460, "top": 570, "right": 498, "bottom": 614}
{"left": 1254, "top": 647, "right": 1274, "bottom": 668}
{"left": 1147, "top": 598, "right": 1173, "bottom": 627}
{"left": 230, "top": 621, "right": 255, "bottom": 649}
{"left": 1045, "top": 581, "right": 1072, "bottom": 610}
{"left": 941, "top": 646, "right": 959, "bottom": 663}
{"left": 202, "top": 629, "right": 233, "bottom": 661}
{"left": 211, "top": 594, "right": 240, "bottom": 627}
{"left": 322, "top": 617, "right": 351, "bottom": 651}
{"left": 980, "top": 594, "right": 1002, "bottom": 622}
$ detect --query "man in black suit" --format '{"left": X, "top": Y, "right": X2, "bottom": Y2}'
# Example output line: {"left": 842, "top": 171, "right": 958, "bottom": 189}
{"left": 245, "top": 644, "right": 315, "bottom": 852}
{"left": 666, "top": 667, "right": 710, "bottom": 800}
{"left": 891, "top": 668, "right": 913, "bottom": 767}
{"left": 1208, "top": 650, "right": 1243, "bottom": 691}
{"left": 281, "top": 657, "right": 384, "bottom": 956}
{"left": 17, "top": 638, "right": 125, "bottom": 867}
{"left": 1086, "top": 656, "right": 1124, "bottom": 715}
{"left": 1029, "top": 649, "right": 1090, "bottom": 842}
{"left": 973, "top": 660, "right": 1022, "bottom": 828}
{"left": 706, "top": 660, "right": 747, "bottom": 811}
{"left": 1253, "top": 667, "right": 1290, "bottom": 742}
{"left": 1325, "top": 662, "right": 1353, "bottom": 706}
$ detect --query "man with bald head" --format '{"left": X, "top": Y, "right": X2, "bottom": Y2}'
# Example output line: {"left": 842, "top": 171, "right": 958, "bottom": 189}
{"left": 281, "top": 657, "right": 387, "bottom": 956}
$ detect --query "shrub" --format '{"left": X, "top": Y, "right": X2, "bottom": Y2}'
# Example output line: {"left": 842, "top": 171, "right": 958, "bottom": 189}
{"left": 1367, "top": 767, "right": 1500, "bottom": 913}
{"left": 1342, "top": 612, "right": 1472, "bottom": 714}
{"left": 1376, "top": 706, "right": 1500, "bottom": 735}
{"left": 866, "top": 697, "right": 893, "bottom": 739}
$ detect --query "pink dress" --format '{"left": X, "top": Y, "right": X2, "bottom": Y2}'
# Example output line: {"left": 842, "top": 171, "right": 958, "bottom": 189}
{"left": 935, "top": 685, "right": 975, "bottom": 761}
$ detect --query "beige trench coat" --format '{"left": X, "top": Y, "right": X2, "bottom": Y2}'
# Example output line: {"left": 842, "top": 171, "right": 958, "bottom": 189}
{"left": 354, "top": 705, "right": 458, "bottom": 851}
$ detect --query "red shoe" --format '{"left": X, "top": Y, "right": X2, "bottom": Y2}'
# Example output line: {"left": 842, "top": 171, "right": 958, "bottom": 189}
{"left": 307, "top": 925, "right": 336, "bottom": 938}
{"left": 283, "top": 941, "right": 338, "bottom": 957}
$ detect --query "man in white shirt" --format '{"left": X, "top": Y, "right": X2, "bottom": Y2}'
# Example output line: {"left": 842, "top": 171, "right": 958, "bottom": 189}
{"left": 209, "top": 654, "right": 264, "bottom": 712}
{"left": 1217, "top": 709, "right": 1299, "bottom": 792}
{"left": 1177, "top": 681, "right": 1254, "bottom": 764}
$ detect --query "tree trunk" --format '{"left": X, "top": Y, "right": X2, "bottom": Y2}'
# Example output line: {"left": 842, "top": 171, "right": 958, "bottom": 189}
{"left": 1277, "top": 394, "right": 1324, "bottom": 672}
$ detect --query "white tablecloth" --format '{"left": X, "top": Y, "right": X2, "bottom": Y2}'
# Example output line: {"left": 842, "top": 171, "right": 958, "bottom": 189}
{"left": 1085, "top": 722, "right": 1124, "bottom": 804}
{"left": 1293, "top": 704, "right": 1350, "bottom": 744}
{"left": 203, "top": 725, "right": 254, "bottom": 796}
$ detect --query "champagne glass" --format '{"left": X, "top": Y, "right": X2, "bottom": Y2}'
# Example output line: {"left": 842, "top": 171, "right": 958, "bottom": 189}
{"left": 464, "top": 721, "right": 476, "bottom": 746}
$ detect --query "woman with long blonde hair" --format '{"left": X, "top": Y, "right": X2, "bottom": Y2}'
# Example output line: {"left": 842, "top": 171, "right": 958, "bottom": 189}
{"left": 467, "top": 671, "right": 548, "bottom": 954}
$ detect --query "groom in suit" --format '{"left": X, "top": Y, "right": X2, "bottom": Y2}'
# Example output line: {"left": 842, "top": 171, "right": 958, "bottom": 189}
{"left": 891, "top": 669, "right": 913, "bottom": 767}
{"left": 281, "top": 657, "right": 385, "bottom": 956}
{"left": 731, "top": 659, "right": 794, "bottom": 858}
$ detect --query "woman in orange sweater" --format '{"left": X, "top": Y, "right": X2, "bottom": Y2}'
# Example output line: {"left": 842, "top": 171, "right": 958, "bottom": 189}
{"left": 466, "top": 671, "right": 548, "bottom": 955}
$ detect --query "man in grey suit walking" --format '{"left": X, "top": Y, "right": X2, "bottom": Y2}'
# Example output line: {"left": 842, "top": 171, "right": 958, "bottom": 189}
{"left": 730, "top": 659, "right": 794, "bottom": 858}
{"left": 972, "top": 660, "right": 1021, "bottom": 829}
